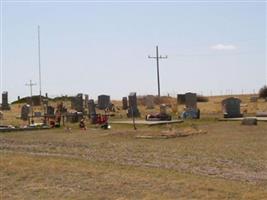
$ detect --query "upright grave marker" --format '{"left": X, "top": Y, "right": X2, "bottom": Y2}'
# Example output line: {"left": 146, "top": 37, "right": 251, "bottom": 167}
{"left": 127, "top": 92, "right": 140, "bottom": 118}
{"left": 98, "top": 95, "right": 110, "bottom": 110}
{"left": 145, "top": 95, "right": 155, "bottom": 109}
{"left": 0, "top": 91, "right": 10, "bottom": 110}
{"left": 71, "top": 93, "right": 84, "bottom": 112}
{"left": 222, "top": 97, "right": 243, "bottom": 118}
{"left": 122, "top": 97, "right": 128, "bottom": 110}
{"left": 21, "top": 104, "right": 30, "bottom": 121}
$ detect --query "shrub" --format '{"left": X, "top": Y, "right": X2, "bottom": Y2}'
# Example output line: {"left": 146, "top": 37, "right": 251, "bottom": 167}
{"left": 259, "top": 85, "right": 267, "bottom": 98}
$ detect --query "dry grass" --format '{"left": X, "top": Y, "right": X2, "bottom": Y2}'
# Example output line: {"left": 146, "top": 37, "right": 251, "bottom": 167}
{"left": 0, "top": 94, "right": 267, "bottom": 199}
{"left": 1, "top": 121, "right": 267, "bottom": 199}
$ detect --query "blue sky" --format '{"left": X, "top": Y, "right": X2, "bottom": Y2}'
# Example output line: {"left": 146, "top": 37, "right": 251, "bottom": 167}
{"left": 1, "top": 1, "right": 266, "bottom": 101}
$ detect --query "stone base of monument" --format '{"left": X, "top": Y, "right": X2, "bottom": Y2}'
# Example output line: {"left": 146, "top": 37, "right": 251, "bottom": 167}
{"left": 241, "top": 117, "right": 257, "bottom": 126}
{"left": 0, "top": 105, "right": 11, "bottom": 111}
{"left": 223, "top": 113, "right": 243, "bottom": 118}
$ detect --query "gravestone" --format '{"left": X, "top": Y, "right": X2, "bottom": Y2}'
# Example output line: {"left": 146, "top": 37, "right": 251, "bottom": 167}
{"left": 242, "top": 117, "right": 257, "bottom": 125}
{"left": 127, "top": 92, "right": 140, "bottom": 118}
{"left": 185, "top": 92, "right": 197, "bottom": 109}
{"left": 145, "top": 95, "right": 154, "bottom": 109}
{"left": 222, "top": 97, "right": 243, "bottom": 118}
{"left": 21, "top": 104, "right": 30, "bottom": 121}
{"left": 180, "top": 93, "right": 200, "bottom": 119}
{"left": 177, "top": 94, "right": 186, "bottom": 104}
{"left": 46, "top": 106, "right": 55, "bottom": 116}
{"left": 34, "top": 112, "right": 42, "bottom": 117}
{"left": 71, "top": 93, "right": 84, "bottom": 112}
{"left": 84, "top": 94, "right": 89, "bottom": 108}
{"left": 0, "top": 91, "right": 10, "bottom": 110}
{"left": 122, "top": 97, "right": 128, "bottom": 110}
{"left": 88, "top": 99, "right": 96, "bottom": 118}
{"left": 66, "top": 112, "right": 83, "bottom": 123}
{"left": 98, "top": 95, "right": 110, "bottom": 110}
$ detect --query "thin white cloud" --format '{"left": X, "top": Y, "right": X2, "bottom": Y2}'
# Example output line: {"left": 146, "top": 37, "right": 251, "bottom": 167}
{"left": 211, "top": 44, "right": 238, "bottom": 50}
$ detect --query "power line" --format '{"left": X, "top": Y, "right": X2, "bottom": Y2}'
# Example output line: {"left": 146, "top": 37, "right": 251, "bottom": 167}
{"left": 148, "top": 46, "right": 167, "bottom": 97}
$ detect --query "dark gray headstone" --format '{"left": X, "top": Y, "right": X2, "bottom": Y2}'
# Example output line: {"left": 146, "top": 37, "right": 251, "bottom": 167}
{"left": 46, "top": 106, "right": 55, "bottom": 116}
{"left": 84, "top": 94, "right": 89, "bottom": 108}
{"left": 127, "top": 92, "right": 140, "bottom": 118}
{"left": 177, "top": 94, "right": 186, "bottom": 104}
{"left": 98, "top": 95, "right": 110, "bottom": 110}
{"left": 21, "top": 104, "right": 30, "bottom": 121}
{"left": 71, "top": 93, "right": 84, "bottom": 112}
{"left": 122, "top": 97, "right": 128, "bottom": 110}
{"left": 88, "top": 99, "right": 96, "bottom": 118}
{"left": 1, "top": 91, "right": 10, "bottom": 110}
{"left": 222, "top": 97, "right": 243, "bottom": 118}
{"left": 185, "top": 92, "right": 197, "bottom": 109}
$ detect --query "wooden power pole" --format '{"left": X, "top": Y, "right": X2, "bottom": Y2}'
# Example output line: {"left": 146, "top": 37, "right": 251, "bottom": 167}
{"left": 148, "top": 46, "right": 167, "bottom": 97}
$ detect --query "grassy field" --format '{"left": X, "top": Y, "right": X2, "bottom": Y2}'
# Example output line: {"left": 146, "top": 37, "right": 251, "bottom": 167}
{"left": 1, "top": 95, "right": 267, "bottom": 199}
{"left": 1, "top": 120, "right": 267, "bottom": 199}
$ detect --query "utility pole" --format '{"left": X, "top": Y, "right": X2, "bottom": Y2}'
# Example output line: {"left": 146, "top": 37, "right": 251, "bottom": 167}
{"left": 26, "top": 80, "right": 37, "bottom": 123}
{"left": 148, "top": 46, "right": 167, "bottom": 97}
{"left": 38, "top": 25, "right": 42, "bottom": 105}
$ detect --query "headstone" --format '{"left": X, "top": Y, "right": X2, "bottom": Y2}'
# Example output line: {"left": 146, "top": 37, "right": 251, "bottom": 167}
{"left": 98, "top": 95, "right": 110, "bottom": 110}
{"left": 84, "top": 94, "right": 89, "bottom": 108}
{"left": 21, "top": 104, "right": 30, "bottom": 121}
{"left": 222, "top": 97, "right": 243, "bottom": 118}
{"left": 0, "top": 91, "right": 10, "bottom": 110}
{"left": 185, "top": 92, "right": 197, "bottom": 109}
{"left": 177, "top": 94, "right": 186, "bottom": 104}
{"left": 88, "top": 99, "right": 96, "bottom": 118}
{"left": 71, "top": 93, "right": 83, "bottom": 112}
{"left": 66, "top": 112, "right": 83, "bottom": 123}
{"left": 18, "top": 96, "right": 20, "bottom": 101}
{"left": 46, "top": 106, "right": 55, "bottom": 116}
{"left": 122, "top": 97, "right": 128, "bottom": 110}
{"left": 127, "top": 92, "right": 140, "bottom": 118}
{"left": 180, "top": 93, "right": 200, "bottom": 119}
{"left": 145, "top": 95, "right": 154, "bottom": 109}
{"left": 242, "top": 117, "right": 257, "bottom": 125}
{"left": 34, "top": 112, "right": 42, "bottom": 117}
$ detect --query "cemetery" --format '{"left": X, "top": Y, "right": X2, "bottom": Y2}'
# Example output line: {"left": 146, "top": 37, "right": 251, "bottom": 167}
{"left": 1, "top": 88, "right": 267, "bottom": 199}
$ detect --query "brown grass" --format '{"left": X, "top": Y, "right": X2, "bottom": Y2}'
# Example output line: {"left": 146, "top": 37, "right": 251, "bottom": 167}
{"left": 0, "top": 94, "right": 267, "bottom": 199}
{"left": 1, "top": 121, "right": 267, "bottom": 199}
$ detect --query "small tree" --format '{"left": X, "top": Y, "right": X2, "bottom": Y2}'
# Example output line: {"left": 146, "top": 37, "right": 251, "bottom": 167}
{"left": 259, "top": 85, "right": 267, "bottom": 98}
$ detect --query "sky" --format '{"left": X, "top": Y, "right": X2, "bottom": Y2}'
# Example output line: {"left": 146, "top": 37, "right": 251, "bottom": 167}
{"left": 0, "top": 0, "right": 266, "bottom": 102}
